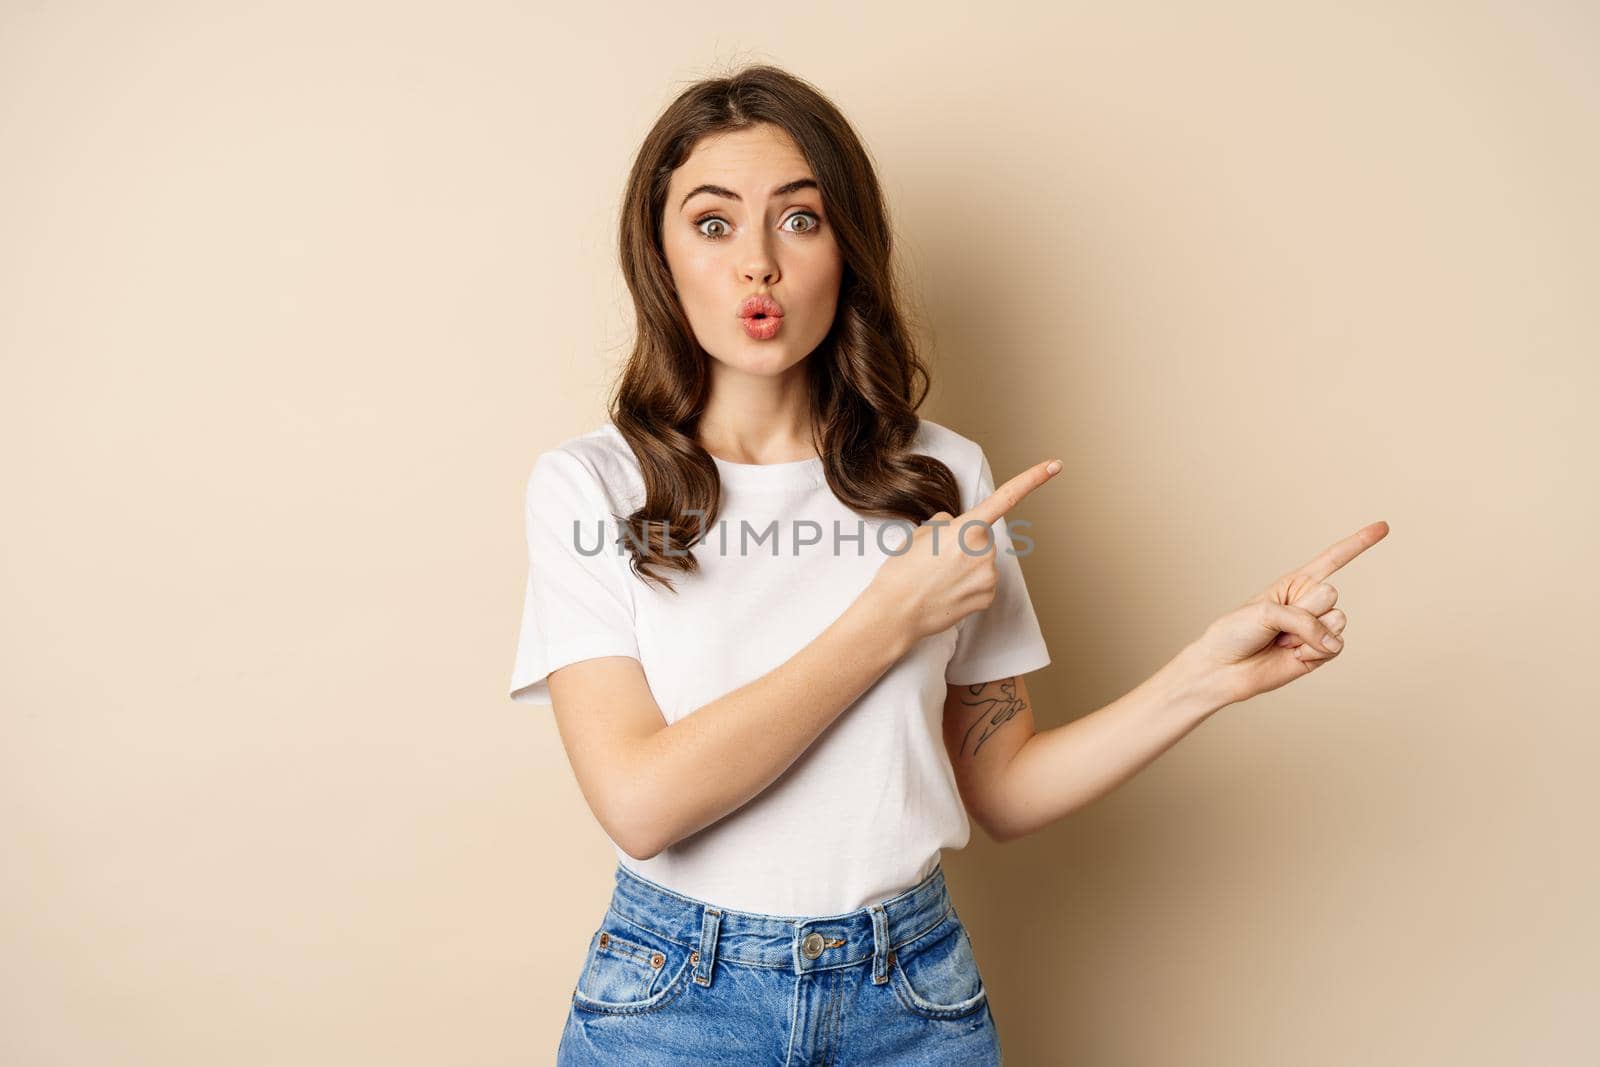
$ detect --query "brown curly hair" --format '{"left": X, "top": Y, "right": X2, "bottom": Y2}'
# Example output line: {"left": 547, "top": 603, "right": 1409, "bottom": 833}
{"left": 609, "top": 63, "right": 961, "bottom": 590}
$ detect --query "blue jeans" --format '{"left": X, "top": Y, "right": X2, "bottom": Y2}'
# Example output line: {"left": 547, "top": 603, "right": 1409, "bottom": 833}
{"left": 557, "top": 860, "right": 1003, "bottom": 1065}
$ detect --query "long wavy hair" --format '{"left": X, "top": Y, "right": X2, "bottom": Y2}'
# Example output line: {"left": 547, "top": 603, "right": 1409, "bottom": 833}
{"left": 609, "top": 63, "right": 961, "bottom": 590}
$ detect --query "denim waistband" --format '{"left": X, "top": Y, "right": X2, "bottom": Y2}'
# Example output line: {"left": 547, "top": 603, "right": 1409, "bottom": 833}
{"left": 606, "top": 861, "right": 955, "bottom": 987}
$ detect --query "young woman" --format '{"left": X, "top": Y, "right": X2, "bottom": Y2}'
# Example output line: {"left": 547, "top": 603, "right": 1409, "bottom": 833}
{"left": 509, "top": 64, "right": 1387, "bottom": 1066}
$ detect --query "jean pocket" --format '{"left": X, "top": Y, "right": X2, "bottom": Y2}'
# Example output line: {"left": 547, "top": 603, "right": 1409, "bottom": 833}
{"left": 571, "top": 908, "right": 696, "bottom": 1016}
{"left": 888, "top": 909, "right": 989, "bottom": 1020}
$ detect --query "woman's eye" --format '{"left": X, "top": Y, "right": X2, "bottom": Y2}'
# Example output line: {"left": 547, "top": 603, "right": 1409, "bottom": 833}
{"left": 784, "top": 211, "right": 821, "bottom": 234}
{"left": 696, "top": 216, "right": 732, "bottom": 240}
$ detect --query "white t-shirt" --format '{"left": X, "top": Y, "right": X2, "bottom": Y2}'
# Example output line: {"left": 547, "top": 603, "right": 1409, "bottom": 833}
{"left": 508, "top": 417, "right": 1050, "bottom": 915}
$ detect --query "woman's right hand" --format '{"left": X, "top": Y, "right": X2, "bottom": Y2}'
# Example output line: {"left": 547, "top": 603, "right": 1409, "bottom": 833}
{"left": 869, "top": 458, "right": 1062, "bottom": 644}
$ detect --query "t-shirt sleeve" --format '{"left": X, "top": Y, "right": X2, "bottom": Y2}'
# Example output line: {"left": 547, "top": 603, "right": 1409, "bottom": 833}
{"left": 508, "top": 448, "right": 641, "bottom": 705}
{"left": 943, "top": 447, "right": 1053, "bottom": 685}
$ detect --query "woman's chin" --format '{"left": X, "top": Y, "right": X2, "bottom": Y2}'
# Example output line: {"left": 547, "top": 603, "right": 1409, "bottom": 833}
{"left": 706, "top": 342, "right": 811, "bottom": 377}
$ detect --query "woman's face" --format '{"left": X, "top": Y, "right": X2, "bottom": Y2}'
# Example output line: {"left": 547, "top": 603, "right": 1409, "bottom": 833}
{"left": 660, "top": 123, "right": 843, "bottom": 377}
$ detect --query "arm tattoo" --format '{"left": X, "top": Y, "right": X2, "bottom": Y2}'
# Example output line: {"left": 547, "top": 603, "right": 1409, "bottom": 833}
{"left": 957, "top": 677, "right": 1026, "bottom": 757}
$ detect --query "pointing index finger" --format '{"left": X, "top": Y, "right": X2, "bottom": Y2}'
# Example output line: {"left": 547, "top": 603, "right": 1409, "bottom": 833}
{"left": 965, "top": 459, "right": 1062, "bottom": 527}
{"left": 1292, "top": 520, "right": 1391, "bottom": 584}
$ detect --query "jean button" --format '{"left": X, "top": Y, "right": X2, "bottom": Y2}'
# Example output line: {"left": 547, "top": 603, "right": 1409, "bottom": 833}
{"left": 801, "top": 932, "right": 825, "bottom": 959}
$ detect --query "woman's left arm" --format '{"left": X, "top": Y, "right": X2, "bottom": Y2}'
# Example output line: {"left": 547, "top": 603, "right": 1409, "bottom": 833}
{"left": 943, "top": 650, "right": 1226, "bottom": 843}
{"left": 944, "top": 520, "right": 1389, "bottom": 843}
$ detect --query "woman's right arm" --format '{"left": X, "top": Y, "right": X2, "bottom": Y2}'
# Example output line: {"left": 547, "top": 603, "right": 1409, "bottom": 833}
{"left": 549, "top": 582, "right": 914, "bottom": 860}
{"left": 547, "top": 457, "right": 1060, "bottom": 860}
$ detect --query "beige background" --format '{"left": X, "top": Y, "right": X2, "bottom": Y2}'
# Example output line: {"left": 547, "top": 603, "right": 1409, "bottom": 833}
{"left": 3, "top": 2, "right": 1595, "bottom": 1064}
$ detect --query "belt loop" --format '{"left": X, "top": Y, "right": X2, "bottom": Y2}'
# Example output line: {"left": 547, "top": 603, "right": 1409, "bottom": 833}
{"left": 869, "top": 904, "right": 891, "bottom": 985}
{"left": 693, "top": 907, "right": 722, "bottom": 987}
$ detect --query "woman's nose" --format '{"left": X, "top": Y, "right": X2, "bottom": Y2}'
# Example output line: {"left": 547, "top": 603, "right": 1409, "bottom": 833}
{"left": 742, "top": 260, "right": 780, "bottom": 286}
{"left": 742, "top": 241, "right": 779, "bottom": 284}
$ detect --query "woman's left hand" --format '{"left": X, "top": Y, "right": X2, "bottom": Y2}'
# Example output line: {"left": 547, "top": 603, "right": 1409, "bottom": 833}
{"left": 1187, "top": 521, "right": 1390, "bottom": 708}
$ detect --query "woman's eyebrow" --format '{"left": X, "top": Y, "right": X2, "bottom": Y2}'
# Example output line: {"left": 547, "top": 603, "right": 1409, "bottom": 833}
{"left": 679, "top": 177, "right": 819, "bottom": 210}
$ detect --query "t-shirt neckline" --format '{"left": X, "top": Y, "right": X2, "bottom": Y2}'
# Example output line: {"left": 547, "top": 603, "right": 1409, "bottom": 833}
{"left": 601, "top": 421, "right": 824, "bottom": 490}
{"left": 711, "top": 452, "right": 825, "bottom": 490}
